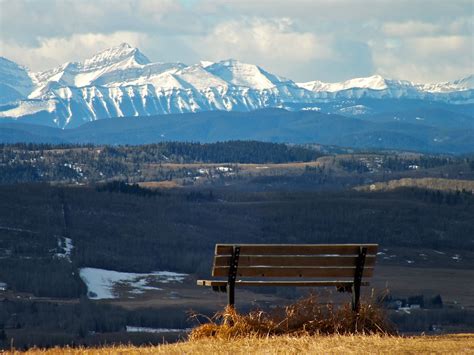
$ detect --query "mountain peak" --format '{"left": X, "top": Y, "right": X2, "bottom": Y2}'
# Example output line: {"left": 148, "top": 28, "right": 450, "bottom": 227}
{"left": 206, "top": 59, "right": 288, "bottom": 89}
{"left": 199, "top": 60, "right": 214, "bottom": 68}
{"left": 346, "top": 74, "right": 388, "bottom": 90}
{"left": 298, "top": 74, "right": 392, "bottom": 92}
{"left": 82, "top": 43, "right": 151, "bottom": 70}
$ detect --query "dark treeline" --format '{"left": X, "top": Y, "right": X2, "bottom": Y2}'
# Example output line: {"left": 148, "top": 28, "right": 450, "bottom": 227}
{"left": 155, "top": 141, "right": 320, "bottom": 163}
{"left": 96, "top": 181, "right": 160, "bottom": 197}
{"left": 0, "top": 141, "right": 320, "bottom": 164}
{"left": 339, "top": 159, "right": 370, "bottom": 173}
{"left": 382, "top": 156, "right": 457, "bottom": 171}
{"left": 339, "top": 154, "right": 467, "bottom": 174}
{"left": 0, "top": 297, "right": 193, "bottom": 350}
{"left": 0, "top": 258, "right": 85, "bottom": 298}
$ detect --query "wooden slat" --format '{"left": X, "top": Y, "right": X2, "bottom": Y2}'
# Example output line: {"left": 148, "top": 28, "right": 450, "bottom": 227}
{"left": 214, "top": 255, "right": 376, "bottom": 267}
{"left": 215, "top": 244, "right": 378, "bottom": 256}
{"left": 212, "top": 266, "right": 374, "bottom": 278}
{"left": 197, "top": 280, "right": 370, "bottom": 287}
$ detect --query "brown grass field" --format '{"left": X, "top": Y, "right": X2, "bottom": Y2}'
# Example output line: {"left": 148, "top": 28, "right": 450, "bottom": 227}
{"left": 355, "top": 177, "right": 474, "bottom": 193}
{"left": 10, "top": 334, "right": 474, "bottom": 354}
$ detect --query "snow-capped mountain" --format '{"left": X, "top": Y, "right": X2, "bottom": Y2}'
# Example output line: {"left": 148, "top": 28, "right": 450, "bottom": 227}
{"left": 29, "top": 43, "right": 186, "bottom": 96}
{"left": 0, "top": 43, "right": 472, "bottom": 129}
{"left": 296, "top": 74, "right": 473, "bottom": 102}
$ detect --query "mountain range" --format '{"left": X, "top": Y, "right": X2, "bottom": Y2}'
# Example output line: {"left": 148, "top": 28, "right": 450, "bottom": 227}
{"left": 0, "top": 43, "right": 472, "bottom": 130}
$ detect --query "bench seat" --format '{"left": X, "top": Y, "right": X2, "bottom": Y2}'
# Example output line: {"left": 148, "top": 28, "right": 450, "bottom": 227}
{"left": 197, "top": 280, "right": 370, "bottom": 287}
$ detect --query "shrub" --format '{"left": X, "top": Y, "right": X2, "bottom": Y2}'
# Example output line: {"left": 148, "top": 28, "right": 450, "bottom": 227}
{"left": 189, "top": 294, "right": 396, "bottom": 340}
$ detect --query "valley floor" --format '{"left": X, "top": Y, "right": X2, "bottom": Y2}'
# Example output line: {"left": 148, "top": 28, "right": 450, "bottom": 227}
{"left": 13, "top": 334, "right": 474, "bottom": 354}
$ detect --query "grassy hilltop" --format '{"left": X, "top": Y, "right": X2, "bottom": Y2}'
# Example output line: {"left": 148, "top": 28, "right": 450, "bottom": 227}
{"left": 13, "top": 334, "right": 474, "bottom": 354}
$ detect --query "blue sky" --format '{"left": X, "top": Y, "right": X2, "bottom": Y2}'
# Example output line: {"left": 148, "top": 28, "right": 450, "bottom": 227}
{"left": 0, "top": 0, "right": 472, "bottom": 83}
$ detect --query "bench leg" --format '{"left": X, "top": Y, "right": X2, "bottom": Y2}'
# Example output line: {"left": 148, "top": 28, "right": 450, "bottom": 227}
{"left": 227, "top": 246, "right": 240, "bottom": 309}
{"left": 352, "top": 246, "right": 367, "bottom": 313}
{"left": 352, "top": 283, "right": 361, "bottom": 313}
{"left": 227, "top": 280, "right": 235, "bottom": 308}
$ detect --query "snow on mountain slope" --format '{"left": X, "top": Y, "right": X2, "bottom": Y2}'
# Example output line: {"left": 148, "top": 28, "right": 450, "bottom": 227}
{"left": 298, "top": 75, "right": 422, "bottom": 94}
{"left": 0, "top": 100, "right": 56, "bottom": 119}
{"left": 92, "top": 62, "right": 186, "bottom": 88}
{"left": 206, "top": 59, "right": 291, "bottom": 89}
{"left": 452, "top": 75, "right": 474, "bottom": 90}
{"left": 298, "top": 75, "right": 389, "bottom": 92}
{"left": 82, "top": 42, "right": 151, "bottom": 69}
{"left": 421, "top": 75, "right": 474, "bottom": 93}
{"left": 175, "top": 64, "right": 229, "bottom": 90}
{"left": 26, "top": 77, "right": 314, "bottom": 128}
{"left": 0, "top": 57, "right": 34, "bottom": 103}
{"left": 0, "top": 43, "right": 472, "bottom": 129}
{"left": 298, "top": 74, "right": 473, "bottom": 94}
{"left": 30, "top": 43, "right": 160, "bottom": 92}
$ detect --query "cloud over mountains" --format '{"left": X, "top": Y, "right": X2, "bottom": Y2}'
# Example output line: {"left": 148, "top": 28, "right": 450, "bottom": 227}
{"left": 0, "top": 0, "right": 472, "bottom": 83}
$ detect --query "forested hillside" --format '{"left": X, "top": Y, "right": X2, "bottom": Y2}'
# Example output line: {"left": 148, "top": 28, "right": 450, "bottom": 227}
{"left": 1, "top": 142, "right": 473, "bottom": 187}
{"left": 0, "top": 141, "right": 320, "bottom": 184}
{"left": 1, "top": 183, "right": 473, "bottom": 299}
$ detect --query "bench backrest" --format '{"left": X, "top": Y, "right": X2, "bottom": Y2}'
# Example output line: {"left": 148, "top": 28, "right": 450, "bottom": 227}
{"left": 212, "top": 244, "right": 378, "bottom": 279}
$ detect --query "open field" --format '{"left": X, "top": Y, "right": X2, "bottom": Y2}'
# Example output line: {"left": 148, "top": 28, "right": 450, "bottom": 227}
{"left": 103, "top": 262, "right": 474, "bottom": 311}
{"left": 12, "top": 334, "right": 474, "bottom": 354}
{"left": 356, "top": 178, "right": 474, "bottom": 193}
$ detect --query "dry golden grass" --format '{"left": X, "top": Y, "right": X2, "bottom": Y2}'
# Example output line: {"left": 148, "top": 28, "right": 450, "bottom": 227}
{"left": 137, "top": 180, "right": 179, "bottom": 189}
{"left": 189, "top": 296, "right": 395, "bottom": 340}
{"left": 11, "top": 334, "right": 474, "bottom": 354}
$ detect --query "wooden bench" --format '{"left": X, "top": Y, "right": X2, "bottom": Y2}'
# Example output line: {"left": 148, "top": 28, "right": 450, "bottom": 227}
{"left": 197, "top": 244, "right": 378, "bottom": 312}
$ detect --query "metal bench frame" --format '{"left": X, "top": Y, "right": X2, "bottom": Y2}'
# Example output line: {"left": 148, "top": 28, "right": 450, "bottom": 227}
{"left": 197, "top": 244, "right": 377, "bottom": 312}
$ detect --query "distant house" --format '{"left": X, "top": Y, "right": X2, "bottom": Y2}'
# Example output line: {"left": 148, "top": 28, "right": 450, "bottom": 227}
{"left": 383, "top": 293, "right": 443, "bottom": 310}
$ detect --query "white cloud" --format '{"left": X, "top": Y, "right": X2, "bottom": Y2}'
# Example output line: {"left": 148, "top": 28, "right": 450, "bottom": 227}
{"left": 382, "top": 16, "right": 473, "bottom": 38}
{"left": 383, "top": 21, "right": 441, "bottom": 37}
{"left": 198, "top": 0, "right": 473, "bottom": 24}
{"left": 188, "top": 17, "right": 333, "bottom": 77}
{"left": 407, "top": 35, "right": 471, "bottom": 57}
{"left": 371, "top": 35, "right": 473, "bottom": 82}
{"left": 0, "top": 0, "right": 472, "bottom": 82}
{"left": 0, "top": 0, "right": 193, "bottom": 45}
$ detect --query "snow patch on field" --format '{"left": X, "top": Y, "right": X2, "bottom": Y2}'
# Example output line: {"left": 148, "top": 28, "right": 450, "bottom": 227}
{"left": 79, "top": 267, "right": 187, "bottom": 299}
